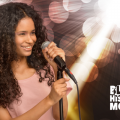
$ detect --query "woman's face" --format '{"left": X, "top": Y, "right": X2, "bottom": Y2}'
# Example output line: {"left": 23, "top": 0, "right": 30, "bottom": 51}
{"left": 15, "top": 17, "right": 37, "bottom": 58}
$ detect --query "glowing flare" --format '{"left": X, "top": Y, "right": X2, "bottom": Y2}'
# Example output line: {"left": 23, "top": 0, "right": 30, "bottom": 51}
{"left": 98, "top": 0, "right": 109, "bottom": 11}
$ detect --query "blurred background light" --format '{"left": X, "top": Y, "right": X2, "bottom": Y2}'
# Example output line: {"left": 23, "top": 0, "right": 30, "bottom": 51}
{"left": 82, "top": 17, "right": 102, "bottom": 37}
{"left": 97, "top": 0, "right": 120, "bottom": 27}
{"left": 75, "top": 37, "right": 90, "bottom": 57}
{"left": 49, "top": 1, "right": 69, "bottom": 23}
{"left": 59, "top": 34, "right": 76, "bottom": 56}
{"left": 63, "top": 0, "right": 82, "bottom": 12}
{"left": 81, "top": 0, "right": 91, "bottom": 4}
{"left": 43, "top": 18, "right": 52, "bottom": 27}
{"left": 118, "top": 49, "right": 120, "bottom": 54}
{"left": 111, "top": 26, "right": 120, "bottom": 43}
{"left": 87, "top": 38, "right": 114, "bottom": 59}
{"left": 0, "top": 0, "right": 12, "bottom": 5}
{"left": 98, "top": 0, "right": 109, "bottom": 11}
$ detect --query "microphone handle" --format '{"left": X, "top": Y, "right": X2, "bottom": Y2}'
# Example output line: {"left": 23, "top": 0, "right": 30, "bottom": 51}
{"left": 54, "top": 56, "right": 77, "bottom": 84}
{"left": 54, "top": 56, "right": 66, "bottom": 70}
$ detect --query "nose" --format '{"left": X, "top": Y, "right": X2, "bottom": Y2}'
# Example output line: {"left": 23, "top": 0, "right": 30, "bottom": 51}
{"left": 26, "top": 34, "right": 34, "bottom": 44}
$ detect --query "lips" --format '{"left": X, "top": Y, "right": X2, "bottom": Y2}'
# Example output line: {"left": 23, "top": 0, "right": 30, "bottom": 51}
{"left": 21, "top": 46, "right": 32, "bottom": 48}
{"left": 21, "top": 46, "right": 32, "bottom": 51}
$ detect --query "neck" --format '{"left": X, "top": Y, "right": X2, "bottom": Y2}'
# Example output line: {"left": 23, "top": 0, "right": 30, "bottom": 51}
{"left": 11, "top": 57, "right": 29, "bottom": 74}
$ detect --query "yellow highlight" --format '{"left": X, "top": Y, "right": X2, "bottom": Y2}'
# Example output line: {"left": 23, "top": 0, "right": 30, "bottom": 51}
{"left": 67, "top": 23, "right": 114, "bottom": 119}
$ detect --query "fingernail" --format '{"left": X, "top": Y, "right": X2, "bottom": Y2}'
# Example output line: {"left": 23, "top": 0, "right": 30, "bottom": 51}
{"left": 65, "top": 78, "right": 70, "bottom": 80}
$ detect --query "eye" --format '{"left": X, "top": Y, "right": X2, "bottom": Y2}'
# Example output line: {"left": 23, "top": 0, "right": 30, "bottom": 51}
{"left": 31, "top": 31, "right": 35, "bottom": 35}
{"left": 19, "top": 33, "right": 26, "bottom": 35}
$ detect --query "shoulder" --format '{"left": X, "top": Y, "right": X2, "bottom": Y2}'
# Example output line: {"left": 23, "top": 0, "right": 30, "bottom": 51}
{"left": 0, "top": 106, "right": 12, "bottom": 120}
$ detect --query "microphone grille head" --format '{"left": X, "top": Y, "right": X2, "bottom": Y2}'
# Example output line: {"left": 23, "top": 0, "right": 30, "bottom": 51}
{"left": 41, "top": 41, "right": 50, "bottom": 49}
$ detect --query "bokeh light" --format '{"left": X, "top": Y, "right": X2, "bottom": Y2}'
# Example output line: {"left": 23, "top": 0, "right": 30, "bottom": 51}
{"left": 49, "top": 1, "right": 69, "bottom": 23}
{"left": 0, "top": 0, "right": 11, "bottom": 5}
{"left": 43, "top": 17, "right": 55, "bottom": 29}
{"left": 111, "top": 26, "right": 120, "bottom": 43}
{"left": 118, "top": 49, "right": 120, "bottom": 54}
{"left": 59, "top": 34, "right": 76, "bottom": 56}
{"left": 81, "top": 0, "right": 91, "bottom": 4}
{"left": 82, "top": 17, "right": 102, "bottom": 37}
{"left": 63, "top": 0, "right": 82, "bottom": 12}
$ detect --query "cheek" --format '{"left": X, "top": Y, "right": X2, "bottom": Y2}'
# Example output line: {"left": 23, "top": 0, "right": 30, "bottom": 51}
{"left": 33, "top": 35, "right": 37, "bottom": 42}
{"left": 15, "top": 37, "right": 24, "bottom": 46}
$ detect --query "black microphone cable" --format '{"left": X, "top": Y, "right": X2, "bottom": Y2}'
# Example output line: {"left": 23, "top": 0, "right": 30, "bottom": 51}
{"left": 64, "top": 67, "right": 81, "bottom": 120}
{"left": 76, "top": 81, "right": 81, "bottom": 120}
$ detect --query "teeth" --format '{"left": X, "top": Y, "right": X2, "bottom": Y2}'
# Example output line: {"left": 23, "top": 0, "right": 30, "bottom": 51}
{"left": 25, "top": 46, "right": 31, "bottom": 48}
{"left": 23, "top": 46, "right": 32, "bottom": 48}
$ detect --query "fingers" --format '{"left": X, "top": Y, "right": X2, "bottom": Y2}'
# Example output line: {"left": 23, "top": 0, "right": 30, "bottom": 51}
{"left": 53, "top": 82, "right": 67, "bottom": 89}
{"left": 52, "top": 82, "right": 68, "bottom": 96}
{"left": 47, "top": 46, "right": 58, "bottom": 60}
{"left": 56, "top": 78, "right": 70, "bottom": 84}
{"left": 52, "top": 78, "right": 69, "bottom": 93}
{"left": 42, "top": 42, "right": 65, "bottom": 61}
{"left": 47, "top": 41, "right": 56, "bottom": 49}
{"left": 49, "top": 77, "right": 70, "bottom": 104}
{"left": 48, "top": 48, "right": 65, "bottom": 60}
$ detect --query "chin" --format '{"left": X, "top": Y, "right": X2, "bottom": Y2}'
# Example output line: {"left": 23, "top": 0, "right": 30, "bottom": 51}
{"left": 25, "top": 52, "right": 32, "bottom": 56}
{"left": 20, "top": 52, "right": 32, "bottom": 57}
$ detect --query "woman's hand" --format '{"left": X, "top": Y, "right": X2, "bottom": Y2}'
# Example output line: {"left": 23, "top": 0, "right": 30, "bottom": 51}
{"left": 42, "top": 42, "right": 65, "bottom": 70}
{"left": 48, "top": 77, "right": 69, "bottom": 105}
{"left": 42, "top": 42, "right": 69, "bottom": 119}
{"left": 42, "top": 41, "right": 68, "bottom": 104}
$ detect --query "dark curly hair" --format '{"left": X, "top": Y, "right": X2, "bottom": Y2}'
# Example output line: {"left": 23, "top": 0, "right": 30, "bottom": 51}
{"left": 0, "top": 2, "right": 54, "bottom": 109}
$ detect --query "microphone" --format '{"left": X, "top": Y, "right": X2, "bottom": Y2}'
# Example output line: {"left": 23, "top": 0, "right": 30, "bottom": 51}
{"left": 41, "top": 41, "right": 77, "bottom": 84}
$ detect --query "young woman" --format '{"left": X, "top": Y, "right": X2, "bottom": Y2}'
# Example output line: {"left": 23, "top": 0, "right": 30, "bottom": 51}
{"left": 0, "top": 2, "right": 72, "bottom": 120}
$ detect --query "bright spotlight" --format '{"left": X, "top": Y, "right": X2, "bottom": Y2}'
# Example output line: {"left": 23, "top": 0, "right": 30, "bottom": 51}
{"left": 99, "top": 0, "right": 120, "bottom": 27}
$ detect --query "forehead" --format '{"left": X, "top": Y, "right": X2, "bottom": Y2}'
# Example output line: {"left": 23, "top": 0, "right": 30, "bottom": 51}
{"left": 15, "top": 17, "right": 35, "bottom": 31}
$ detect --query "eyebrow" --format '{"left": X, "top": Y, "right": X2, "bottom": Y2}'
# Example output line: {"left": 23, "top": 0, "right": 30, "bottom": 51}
{"left": 17, "top": 29, "right": 35, "bottom": 33}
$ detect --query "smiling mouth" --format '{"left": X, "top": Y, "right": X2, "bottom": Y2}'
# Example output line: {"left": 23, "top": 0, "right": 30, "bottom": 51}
{"left": 21, "top": 46, "right": 32, "bottom": 51}
{"left": 21, "top": 46, "right": 32, "bottom": 48}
